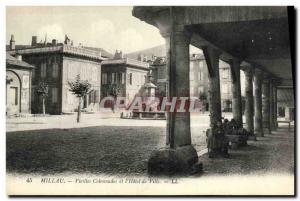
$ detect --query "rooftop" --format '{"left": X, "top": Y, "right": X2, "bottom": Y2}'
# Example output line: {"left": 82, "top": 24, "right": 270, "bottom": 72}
{"left": 102, "top": 57, "right": 149, "bottom": 69}
{"left": 6, "top": 53, "right": 34, "bottom": 69}
{"left": 7, "top": 44, "right": 107, "bottom": 61}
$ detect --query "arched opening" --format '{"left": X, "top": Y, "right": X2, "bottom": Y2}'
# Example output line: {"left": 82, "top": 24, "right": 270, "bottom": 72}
{"left": 6, "top": 70, "right": 21, "bottom": 115}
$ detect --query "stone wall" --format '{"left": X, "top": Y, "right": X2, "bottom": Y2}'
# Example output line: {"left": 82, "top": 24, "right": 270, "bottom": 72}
{"left": 6, "top": 67, "right": 32, "bottom": 114}
{"left": 62, "top": 56, "right": 101, "bottom": 113}
{"left": 23, "top": 53, "right": 62, "bottom": 114}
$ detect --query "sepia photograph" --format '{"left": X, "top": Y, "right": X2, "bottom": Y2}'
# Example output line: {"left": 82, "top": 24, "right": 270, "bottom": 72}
{"left": 4, "top": 3, "right": 296, "bottom": 196}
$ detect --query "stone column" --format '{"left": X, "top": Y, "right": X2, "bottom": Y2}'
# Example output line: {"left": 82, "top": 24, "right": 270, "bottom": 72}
{"left": 269, "top": 80, "right": 276, "bottom": 131}
{"left": 262, "top": 77, "right": 271, "bottom": 134}
{"left": 148, "top": 23, "right": 200, "bottom": 175}
{"left": 273, "top": 84, "right": 278, "bottom": 128}
{"left": 254, "top": 69, "right": 264, "bottom": 137}
{"left": 166, "top": 26, "right": 191, "bottom": 148}
{"left": 230, "top": 59, "right": 243, "bottom": 128}
{"left": 202, "top": 46, "right": 222, "bottom": 126}
{"left": 244, "top": 67, "right": 254, "bottom": 136}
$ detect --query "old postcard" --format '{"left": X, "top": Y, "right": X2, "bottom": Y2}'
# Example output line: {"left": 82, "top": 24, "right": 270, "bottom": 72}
{"left": 5, "top": 5, "right": 295, "bottom": 196}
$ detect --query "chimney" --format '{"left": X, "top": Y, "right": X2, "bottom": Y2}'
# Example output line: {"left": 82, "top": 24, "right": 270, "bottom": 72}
{"left": 52, "top": 39, "right": 57, "bottom": 45}
{"left": 16, "top": 54, "right": 22, "bottom": 61}
{"left": 9, "top": 34, "right": 15, "bottom": 50}
{"left": 31, "top": 36, "right": 37, "bottom": 46}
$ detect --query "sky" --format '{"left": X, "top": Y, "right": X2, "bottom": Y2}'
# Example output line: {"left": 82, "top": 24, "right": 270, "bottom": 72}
{"left": 6, "top": 6, "right": 167, "bottom": 54}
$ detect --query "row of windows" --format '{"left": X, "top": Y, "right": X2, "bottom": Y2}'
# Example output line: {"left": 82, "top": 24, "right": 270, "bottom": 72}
{"left": 102, "top": 72, "right": 126, "bottom": 85}
{"left": 190, "top": 71, "right": 204, "bottom": 81}
{"left": 67, "top": 89, "right": 100, "bottom": 105}
{"left": 40, "top": 62, "right": 59, "bottom": 79}
{"left": 36, "top": 87, "right": 58, "bottom": 104}
{"left": 190, "top": 61, "right": 204, "bottom": 71}
{"left": 190, "top": 86, "right": 204, "bottom": 94}
{"left": 103, "top": 72, "right": 146, "bottom": 86}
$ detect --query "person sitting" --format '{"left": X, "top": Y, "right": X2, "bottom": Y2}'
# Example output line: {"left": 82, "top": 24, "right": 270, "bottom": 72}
{"left": 223, "top": 118, "right": 230, "bottom": 135}
{"left": 225, "top": 118, "right": 238, "bottom": 135}
{"left": 206, "top": 121, "right": 229, "bottom": 158}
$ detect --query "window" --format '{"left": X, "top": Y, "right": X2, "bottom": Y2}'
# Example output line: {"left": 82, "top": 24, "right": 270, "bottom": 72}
{"left": 102, "top": 73, "right": 108, "bottom": 84}
{"left": 190, "top": 87, "right": 194, "bottom": 94}
{"left": 52, "top": 87, "right": 58, "bottom": 103}
{"left": 190, "top": 62, "right": 194, "bottom": 71}
{"left": 121, "top": 73, "right": 125, "bottom": 84}
{"left": 112, "top": 73, "right": 116, "bottom": 84}
{"left": 198, "top": 72, "right": 204, "bottom": 81}
{"left": 199, "top": 61, "right": 204, "bottom": 69}
{"left": 92, "top": 67, "right": 98, "bottom": 81}
{"left": 198, "top": 86, "right": 204, "bottom": 93}
{"left": 129, "top": 73, "right": 132, "bottom": 85}
{"left": 222, "top": 69, "right": 229, "bottom": 79}
{"left": 221, "top": 84, "right": 228, "bottom": 94}
{"left": 89, "top": 90, "right": 95, "bottom": 104}
{"left": 41, "top": 63, "right": 47, "bottom": 78}
{"left": 189, "top": 72, "right": 194, "bottom": 81}
{"left": 67, "top": 91, "right": 73, "bottom": 104}
{"left": 52, "top": 62, "right": 59, "bottom": 78}
{"left": 10, "top": 87, "right": 18, "bottom": 105}
{"left": 80, "top": 66, "right": 86, "bottom": 80}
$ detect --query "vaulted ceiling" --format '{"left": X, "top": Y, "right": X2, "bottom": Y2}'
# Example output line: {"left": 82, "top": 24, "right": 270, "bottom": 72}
{"left": 190, "top": 17, "right": 292, "bottom": 82}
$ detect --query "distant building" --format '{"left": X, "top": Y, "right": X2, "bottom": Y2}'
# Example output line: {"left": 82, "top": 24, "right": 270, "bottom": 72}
{"left": 219, "top": 61, "right": 233, "bottom": 112}
{"left": 101, "top": 51, "right": 150, "bottom": 104}
{"left": 6, "top": 49, "right": 34, "bottom": 115}
{"left": 149, "top": 56, "right": 166, "bottom": 97}
{"left": 7, "top": 35, "right": 107, "bottom": 114}
{"left": 148, "top": 54, "right": 233, "bottom": 112}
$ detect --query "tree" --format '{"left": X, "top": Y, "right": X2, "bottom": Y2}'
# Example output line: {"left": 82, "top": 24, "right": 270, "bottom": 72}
{"left": 36, "top": 82, "right": 49, "bottom": 115}
{"left": 68, "top": 75, "right": 92, "bottom": 122}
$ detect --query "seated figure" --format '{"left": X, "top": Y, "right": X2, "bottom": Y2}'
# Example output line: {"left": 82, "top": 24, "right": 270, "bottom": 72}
{"left": 224, "top": 118, "right": 249, "bottom": 148}
{"left": 227, "top": 119, "right": 239, "bottom": 135}
{"left": 223, "top": 118, "right": 231, "bottom": 135}
{"left": 206, "top": 121, "right": 229, "bottom": 158}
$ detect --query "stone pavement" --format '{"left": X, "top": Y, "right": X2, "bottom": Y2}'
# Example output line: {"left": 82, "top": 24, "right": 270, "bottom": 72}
{"left": 6, "top": 112, "right": 294, "bottom": 176}
{"left": 199, "top": 125, "right": 294, "bottom": 176}
{"left": 6, "top": 111, "right": 236, "bottom": 132}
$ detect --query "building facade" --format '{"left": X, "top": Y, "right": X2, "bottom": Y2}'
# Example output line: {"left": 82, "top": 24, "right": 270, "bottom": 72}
{"left": 7, "top": 35, "right": 106, "bottom": 114}
{"left": 219, "top": 61, "right": 233, "bottom": 112}
{"left": 149, "top": 54, "right": 233, "bottom": 111}
{"left": 6, "top": 52, "right": 34, "bottom": 115}
{"left": 101, "top": 51, "right": 150, "bottom": 105}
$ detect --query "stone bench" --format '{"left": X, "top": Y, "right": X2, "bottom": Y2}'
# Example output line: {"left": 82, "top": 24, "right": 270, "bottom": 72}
{"left": 277, "top": 120, "right": 293, "bottom": 132}
{"left": 121, "top": 111, "right": 166, "bottom": 120}
{"left": 226, "top": 134, "right": 248, "bottom": 149}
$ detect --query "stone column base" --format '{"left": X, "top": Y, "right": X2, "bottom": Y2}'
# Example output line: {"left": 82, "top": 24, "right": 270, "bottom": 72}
{"left": 148, "top": 145, "right": 202, "bottom": 176}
